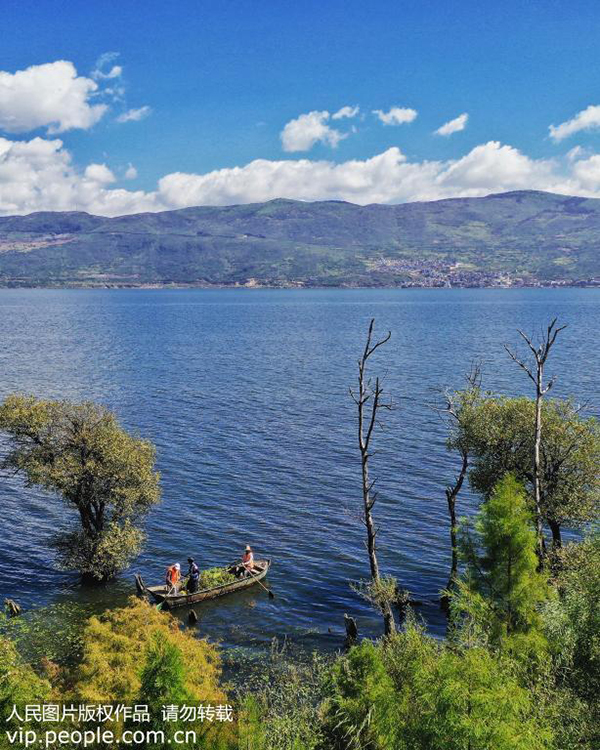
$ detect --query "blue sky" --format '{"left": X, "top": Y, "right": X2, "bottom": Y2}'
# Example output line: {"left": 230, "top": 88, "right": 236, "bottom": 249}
{"left": 2, "top": 0, "right": 600, "bottom": 215}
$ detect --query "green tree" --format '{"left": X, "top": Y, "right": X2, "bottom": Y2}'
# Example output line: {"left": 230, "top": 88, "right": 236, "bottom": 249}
{"left": 504, "top": 319, "right": 567, "bottom": 560}
{"left": 75, "top": 599, "right": 231, "bottom": 748}
{"left": 423, "top": 644, "right": 553, "bottom": 750}
{"left": 458, "top": 474, "right": 550, "bottom": 641}
{"left": 542, "top": 532, "right": 600, "bottom": 748}
{"left": 0, "top": 636, "right": 50, "bottom": 740}
{"left": 451, "top": 396, "right": 599, "bottom": 549}
{"left": 0, "top": 395, "right": 161, "bottom": 581}
{"left": 321, "top": 640, "right": 399, "bottom": 750}
{"left": 441, "top": 368, "right": 483, "bottom": 603}
{"left": 321, "top": 621, "right": 553, "bottom": 750}
{"left": 138, "top": 633, "right": 192, "bottom": 749}
{"left": 75, "top": 598, "right": 224, "bottom": 704}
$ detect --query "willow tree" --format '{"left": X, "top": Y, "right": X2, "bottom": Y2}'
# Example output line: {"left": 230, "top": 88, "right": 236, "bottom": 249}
{"left": 0, "top": 394, "right": 161, "bottom": 582}
{"left": 349, "top": 319, "right": 396, "bottom": 636}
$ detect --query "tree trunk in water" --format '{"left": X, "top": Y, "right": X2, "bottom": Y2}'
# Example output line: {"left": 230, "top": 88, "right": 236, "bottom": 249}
{"left": 505, "top": 320, "right": 566, "bottom": 566}
{"left": 548, "top": 519, "right": 562, "bottom": 550}
{"left": 362, "top": 460, "right": 396, "bottom": 636}
{"left": 441, "top": 451, "right": 467, "bottom": 613}
{"left": 382, "top": 606, "right": 396, "bottom": 636}
{"left": 440, "top": 499, "right": 458, "bottom": 613}
{"left": 362, "top": 457, "right": 380, "bottom": 580}
{"left": 353, "top": 320, "right": 396, "bottom": 637}
{"left": 533, "top": 382, "right": 547, "bottom": 563}
{"left": 81, "top": 571, "right": 110, "bottom": 586}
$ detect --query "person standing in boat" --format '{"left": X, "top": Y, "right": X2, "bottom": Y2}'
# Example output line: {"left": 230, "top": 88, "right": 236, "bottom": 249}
{"left": 166, "top": 562, "right": 181, "bottom": 595}
{"left": 242, "top": 545, "right": 255, "bottom": 576}
{"left": 187, "top": 557, "right": 200, "bottom": 593}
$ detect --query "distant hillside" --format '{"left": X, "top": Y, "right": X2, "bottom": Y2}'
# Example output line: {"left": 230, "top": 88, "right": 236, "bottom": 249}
{"left": 1, "top": 190, "right": 599, "bottom": 287}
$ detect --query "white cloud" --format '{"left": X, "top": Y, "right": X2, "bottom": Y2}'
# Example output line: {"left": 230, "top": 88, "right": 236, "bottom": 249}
{"left": 92, "top": 52, "right": 122, "bottom": 81}
{"left": 124, "top": 164, "right": 138, "bottom": 180}
{"left": 0, "top": 61, "right": 107, "bottom": 134}
{"left": 549, "top": 105, "right": 600, "bottom": 142}
{"left": 156, "top": 148, "right": 429, "bottom": 206}
{"left": 280, "top": 110, "right": 347, "bottom": 152}
{"left": 116, "top": 106, "right": 152, "bottom": 123}
{"left": 436, "top": 141, "right": 555, "bottom": 193}
{"left": 84, "top": 163, "right": 115, "bottom": 184}
{"left": 566, "top": 145, "right": 586, "bottom": 162}
{"left": 332, "top": 105, "right": 360, "bottom": 120}
{"left": 435, "top": 112, "right": 468, "bottom": 136}
{"left": 156, "top": 141, "right": 559, "bottom": 207}
{"left": 3, "top": 136, "right": 600, "bottom": 217}
{"left": 372, "top": 106, "right": 418, "bottom": 125}
{"left": 570, "top": 154, "right": 600, "bottom": 190}
{"left": 94, "top": 65, "right": 122, "bottom": 80}
{"left": 0, "top": 136, "right": 157, "bottom": 216}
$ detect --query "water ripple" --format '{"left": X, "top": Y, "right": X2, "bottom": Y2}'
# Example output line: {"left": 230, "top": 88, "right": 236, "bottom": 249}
{"left": 0, "top": 288, "right": 598, "bottom": 647}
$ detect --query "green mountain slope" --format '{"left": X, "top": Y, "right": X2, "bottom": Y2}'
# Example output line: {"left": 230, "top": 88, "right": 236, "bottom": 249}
{"left": 0, "top": 190, "right": 599, "bottom": 287}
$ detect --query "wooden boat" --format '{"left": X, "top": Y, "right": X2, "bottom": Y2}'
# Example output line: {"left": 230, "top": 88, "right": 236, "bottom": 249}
{"left": 135, "top": 559, "right": 271, "bottom": 610}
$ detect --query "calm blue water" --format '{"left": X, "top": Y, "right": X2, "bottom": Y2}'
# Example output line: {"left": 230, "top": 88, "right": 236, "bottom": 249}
{"left": 0, "top": 288, "right": 598, "bottom": 648}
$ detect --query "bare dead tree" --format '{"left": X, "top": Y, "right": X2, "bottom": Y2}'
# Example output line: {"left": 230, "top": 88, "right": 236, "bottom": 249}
{"left": 504, "top": 318, "right": 567, "bottom": 562}
{"left": 438, "top": 362, "right": 482, "bottom": 611}
{"left": 349, "top": 318, "right": 396, "bottom": 636}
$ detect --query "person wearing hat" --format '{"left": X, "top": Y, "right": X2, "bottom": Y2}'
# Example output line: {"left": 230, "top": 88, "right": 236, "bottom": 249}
{"left": 187, "top": 557, "right": 200, "bottom": 593}
{"left": 241, "top": 545, "right": 255, "bottom": 577}
{"left": 165, "top": 562, "right": 181, "bottom": 595}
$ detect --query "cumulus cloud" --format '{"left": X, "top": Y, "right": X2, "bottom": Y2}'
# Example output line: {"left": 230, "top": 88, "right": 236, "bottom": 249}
{"left": 0, "top": 136, "right": 157, "bottom": 216}
{"left": 0, "top": 61, "right": 107, "bottom": 134}
{"left": 332, "top": 105, "right": 359, "bottom": 120}
{"left": 280, "top": 110, "right": 348, "bottom": 152}
{"left": 435, "top": 112, "right": 468, "bottom": 136}
{"left": 570, "top": 154, "right": 600, "bottom": 191}
{"left": 116, "top": 106, "right": 152, "bottom": 123}
{"left": 3, "top": 136, "right": 600, "bottom": 217}
{"left": 549, "top": 105, "right": 600, "bottom": 142}
{"left": 436, "top": 141, "right": 555, "bottom": 193}
{"left": 156, "top": 142, "right": 558, "bottom": 207}
{"left": 84, "top": 163, "right": 116, "bottom": 184}
{"left": 372, "top": 106, "right": 417, "bottom": 125}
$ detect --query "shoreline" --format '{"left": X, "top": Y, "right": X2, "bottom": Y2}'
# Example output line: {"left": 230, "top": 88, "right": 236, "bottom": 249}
{"left": 0, "top": 281, "right": 599, "bottom": 291}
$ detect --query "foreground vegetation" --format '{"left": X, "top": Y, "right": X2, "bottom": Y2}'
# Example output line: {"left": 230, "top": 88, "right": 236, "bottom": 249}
{"left": 1, "top": 317, "right": 598, "bottom": 749}
{"left": 2, "top": 520, "right": 598, "bottom": 749}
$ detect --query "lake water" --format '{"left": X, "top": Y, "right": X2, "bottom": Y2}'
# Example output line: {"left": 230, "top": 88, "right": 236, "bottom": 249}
{"left": 0, "top": 288, "right": 598, "bottom": 650}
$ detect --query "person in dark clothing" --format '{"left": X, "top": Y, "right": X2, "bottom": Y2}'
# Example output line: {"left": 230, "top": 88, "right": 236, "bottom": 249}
{"left": 187, "top": 557, "right": 200, "bottom": 593}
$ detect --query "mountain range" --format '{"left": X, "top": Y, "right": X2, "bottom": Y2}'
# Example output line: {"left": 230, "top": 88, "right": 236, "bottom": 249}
{"left": 1, "top": 190, "right": 599, "bottom": 287}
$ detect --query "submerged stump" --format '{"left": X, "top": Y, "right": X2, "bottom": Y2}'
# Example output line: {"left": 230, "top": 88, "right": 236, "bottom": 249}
{"left": 344, "top": 613, "right": 358, "bottom": 650}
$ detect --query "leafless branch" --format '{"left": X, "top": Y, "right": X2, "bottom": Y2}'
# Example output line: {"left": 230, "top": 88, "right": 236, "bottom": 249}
{"left": 504, "top": 318, "right": 567, "bottom": 560}
{"left": 352, "top": 317, "right": 396, "bottom": 635}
